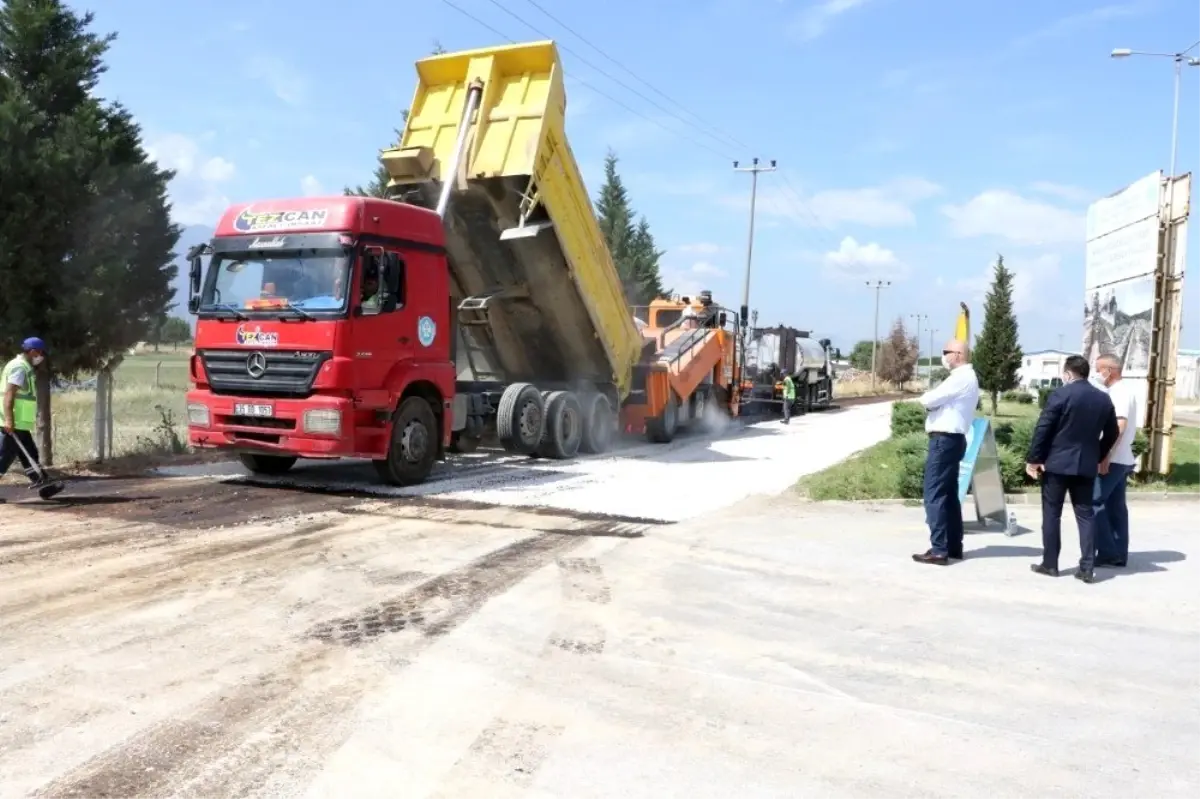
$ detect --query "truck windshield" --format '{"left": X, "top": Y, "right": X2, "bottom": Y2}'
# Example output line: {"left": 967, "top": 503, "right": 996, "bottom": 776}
{"left": 199, "top": 248, "right": 350, "bottom": 316}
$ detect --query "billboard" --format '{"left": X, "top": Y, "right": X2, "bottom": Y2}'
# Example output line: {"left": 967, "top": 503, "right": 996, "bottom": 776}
{"left": 1083, "top": 171, "right": 1163, "bottom": 384}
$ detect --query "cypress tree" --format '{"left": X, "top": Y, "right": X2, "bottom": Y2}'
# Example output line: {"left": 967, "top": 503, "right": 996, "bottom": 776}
{"left": 972, "top": 255, "right": 1023, "bottom": 414}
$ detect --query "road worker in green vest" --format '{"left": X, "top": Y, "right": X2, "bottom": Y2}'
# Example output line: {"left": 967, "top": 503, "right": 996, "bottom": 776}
{"left": 1, "top": 337, "right": 62, "bottom": 502}
{"left": 781, "top": 373, "right": 796, "bottom": 424}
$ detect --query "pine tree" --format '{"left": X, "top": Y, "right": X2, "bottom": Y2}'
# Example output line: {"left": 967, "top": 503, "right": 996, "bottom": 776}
{"left": 972, "top": 255, "right": 1023, "bottom": 414}
{"left": 594, "top": 150, "right": 667, "bottom": 305}
{"left": 348, "top": 42, "right": 447, "bottom": 198}
{"left": 0, "top": 0, "right": 179, "bottom": 462}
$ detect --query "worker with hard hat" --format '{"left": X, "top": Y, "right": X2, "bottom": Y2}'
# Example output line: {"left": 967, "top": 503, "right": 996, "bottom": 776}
{"left": 0, "top": 337, "right": 57, "bottom": 501}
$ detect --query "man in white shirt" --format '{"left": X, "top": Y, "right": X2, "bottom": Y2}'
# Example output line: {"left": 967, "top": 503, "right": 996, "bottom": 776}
{"left": 912, "top": 338, "right": 981, "bottom": 565}
{"left": 1092, "top": 354, "right": 1138, "bottom": 568}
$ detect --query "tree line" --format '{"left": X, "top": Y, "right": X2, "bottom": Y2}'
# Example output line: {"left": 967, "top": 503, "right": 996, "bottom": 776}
{"left": 349, "top": 43, "right": 670, "bottom": 307}
{"left": 843, "top": 256, "right": 1023, "bottom": 405}
{"left": 0, "top": 0, "right": 179, "bottom": 463}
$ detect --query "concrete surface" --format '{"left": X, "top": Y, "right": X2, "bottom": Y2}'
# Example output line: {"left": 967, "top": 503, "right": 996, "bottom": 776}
{"left": 156, "top": 402, "right": 894, "bottom": 523}
{"left": 1, "top": 476, "right": 1195, "bottom": 797}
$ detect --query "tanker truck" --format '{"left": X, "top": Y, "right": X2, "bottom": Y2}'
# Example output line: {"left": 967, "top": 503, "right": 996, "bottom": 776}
{"left": 182, "top": 41, "right": 651, "bottom": 485}
{"left": 742, "top": 325, "right": 834, "bottom": 416}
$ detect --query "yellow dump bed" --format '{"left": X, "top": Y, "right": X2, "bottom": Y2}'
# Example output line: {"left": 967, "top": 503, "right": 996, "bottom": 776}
{"left": 380, "top": 41, "right": 641, "bottom": 400}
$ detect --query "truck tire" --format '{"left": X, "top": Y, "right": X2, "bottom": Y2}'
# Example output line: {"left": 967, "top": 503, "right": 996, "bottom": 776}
{"left": 537, "top": 391, "right": 583, "bottom": 459}
{"left": 497, "top": 382, "right": 544, "bottom": 455}
{"left": 238, "top": 453, "right": 297, "bottom": 475}
{"left": 373, "top": 396, "right": 438, "bottom": 486}
{"left": 646, "top": 391, "right": 679, "bottom": 443}
{"left": 579, "top": 393, "right": 614, "bottom": 454}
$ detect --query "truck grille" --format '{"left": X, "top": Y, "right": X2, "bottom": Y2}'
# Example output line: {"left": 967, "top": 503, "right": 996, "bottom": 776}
{"left": 199, "top": 349, "right": 331, "bottom": 398}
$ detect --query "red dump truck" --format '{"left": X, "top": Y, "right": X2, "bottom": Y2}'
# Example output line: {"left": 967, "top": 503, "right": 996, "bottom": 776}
{"left": 184, "top": 41, "right": 684, "bottom": 485}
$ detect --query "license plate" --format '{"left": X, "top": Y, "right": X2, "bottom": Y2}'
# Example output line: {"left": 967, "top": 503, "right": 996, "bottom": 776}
{"left": 234, "top": 403, "right": 274, "bottom": 418}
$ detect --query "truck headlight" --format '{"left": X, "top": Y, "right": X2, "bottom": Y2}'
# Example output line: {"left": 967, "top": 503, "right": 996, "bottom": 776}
{"left": 303, "top": 409, "right": 341, "bottom": 434}
{"left": 187, "top": 403, "right": 210, "bottom": 427}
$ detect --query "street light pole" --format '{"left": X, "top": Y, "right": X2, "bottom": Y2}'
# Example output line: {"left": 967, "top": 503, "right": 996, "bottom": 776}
{"left": 866, "top": 280, "right": 891, "bottom": 393}
{"left": 1110, "top": 45, "right": 1199, "bottom": 186}
{"left": 910, "top": 313, "right": 928, "bottom": 384}
{"left": 733, "top": 158, "right": 777, "bottom": 330}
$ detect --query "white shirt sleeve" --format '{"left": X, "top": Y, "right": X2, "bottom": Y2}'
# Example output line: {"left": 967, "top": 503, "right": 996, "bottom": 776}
{"left": 7, "top": 364, "right": 27, "bottom": 388}
{"left": 919, "top": 368, "right": 966, "bottom": 409}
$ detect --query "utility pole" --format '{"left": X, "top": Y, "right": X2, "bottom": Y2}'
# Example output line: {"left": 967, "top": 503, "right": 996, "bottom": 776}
{"left": 734, "top": 158, "right": 776, "bottom": 329}
{"left": 928, "top": 328, "right": 938, "bottom": 385}
{"left": 866, "top": 280, "right": 891, "bottom": 393}
{"left": 910, "top": 313, "right": 928, "bottom": 384}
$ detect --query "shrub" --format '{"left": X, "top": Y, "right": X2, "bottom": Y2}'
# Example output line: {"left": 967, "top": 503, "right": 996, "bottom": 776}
{"left": 1132, "top": 429, "right": 1149, "bottom": 459}
{"left": 894, "top": 431, "right": 929, "bottom": 458}
{"left": 1001, "top": 390, "right": 1023, "bottom": 403}
{"left": 897, "top": 451, "right": 927, "bottom": 499}
{"left": 890, "top": 401, "right": 926, "bottom": 438}
{"left": 1008, "top": 418, "right": 1037, "bottom": 460}
{"left": 998, "top": 446, "right": 1028, "bottom": 493}
{"left": 1016, "top": 392, "right": 1034, "bottom": 404}
{"left": 1037, "top": 387, "right": 1054, "bottom": 408}
{"left": 992, "top": 421, "right": 1014, "bottom": 448}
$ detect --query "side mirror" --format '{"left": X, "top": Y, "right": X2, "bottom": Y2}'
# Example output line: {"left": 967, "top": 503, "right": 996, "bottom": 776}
{"left": 185, "top": 246, "right": 205, "bottom": 315}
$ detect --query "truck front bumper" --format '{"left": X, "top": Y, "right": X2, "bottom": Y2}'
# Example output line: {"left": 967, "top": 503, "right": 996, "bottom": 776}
{"left": 185, "top": 390, "right": 381, "bottom": 458}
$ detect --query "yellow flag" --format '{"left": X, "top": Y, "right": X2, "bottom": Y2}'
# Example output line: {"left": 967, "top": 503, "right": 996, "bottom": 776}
{"left": 954, "top": 302, "right": 970, "bottom": 354}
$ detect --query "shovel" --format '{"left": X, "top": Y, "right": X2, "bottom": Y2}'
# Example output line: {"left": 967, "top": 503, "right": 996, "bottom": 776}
{"left": 7, "top": 432, "right": 65, "bottom": 500}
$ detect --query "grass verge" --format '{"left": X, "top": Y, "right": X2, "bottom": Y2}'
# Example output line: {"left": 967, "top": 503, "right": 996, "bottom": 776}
{"left": 796, "top": 400, "right": 1199, "bottom": 500}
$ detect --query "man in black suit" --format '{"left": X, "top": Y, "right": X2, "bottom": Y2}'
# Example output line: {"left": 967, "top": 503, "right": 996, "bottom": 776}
{"left": 1025, "top": 355, "right": 1120, "bottom": 583}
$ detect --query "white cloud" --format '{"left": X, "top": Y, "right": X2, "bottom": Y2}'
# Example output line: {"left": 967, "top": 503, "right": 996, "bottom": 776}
{"left": 1030, "top": 181, "right": 1095, "bottom": 205}
{"left": 956, "top": 253, "right": 1063, "bottom": 319}
{"left": 300, "top": 175, "right": 324, "bottom": 197}
{"left": 941, "top": 190, "right": 1085, "bottom": 246}
{"left": 691, "top": 261, "right": 727, "bottom": 277}
{"left": 674, "top": 242, "right": 724, "bottom": 256}
{"left": 245, "top": 56, "right": 308, "bottom": 106}
{"left": 1009, "top": 3, "right": 1145, "bottom": 50}
{"left": 788, "top": 0, "right": 873, "bottom": 41}
{"left": 748, "top": 177, "right": 943, "bottom": 228}
{"left": 821, "top": 236, "right": 909, "bottom": 281}
{"left": 146, "top": 133, "right": 236, "bottom": 226}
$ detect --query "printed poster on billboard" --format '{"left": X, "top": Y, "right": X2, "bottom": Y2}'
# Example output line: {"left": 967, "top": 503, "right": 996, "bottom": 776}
{"left": 1082, "top": 171, "right": 1164, "bottom": 381}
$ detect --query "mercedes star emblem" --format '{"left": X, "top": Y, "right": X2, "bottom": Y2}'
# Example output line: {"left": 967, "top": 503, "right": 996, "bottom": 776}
{"left": 246, "top": 351, "right": 267, "bottom": 379}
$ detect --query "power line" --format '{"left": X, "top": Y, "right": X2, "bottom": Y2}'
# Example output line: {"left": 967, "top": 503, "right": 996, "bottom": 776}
{"left": 478, "top": 0, "right": 737, "bottom": 157}
{"left": 438, "top": 0, "right": 732, "bottom": 159}
{"left": 522, "top": 0, "right": 750, "bottom": 152}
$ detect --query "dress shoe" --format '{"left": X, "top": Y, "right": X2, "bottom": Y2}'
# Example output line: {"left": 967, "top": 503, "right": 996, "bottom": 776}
{"left": 912, "top": 550, "right": 949, "bottom": 565}
{"left": 1075, "top": 569, "right": 1096, "bottom": 584}
{"left": 1095, "top": 559, "right": 1126, "bottom": 568}
{"left": 949, "top": 550, "right": 964, "bottom": 561}
{"left": 1030, "top": 563, "right": 1059, "bottom": 577}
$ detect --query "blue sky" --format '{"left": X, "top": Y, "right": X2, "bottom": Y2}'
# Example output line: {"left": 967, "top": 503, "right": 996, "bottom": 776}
{"left": 93, "top": 0, "right": 1199, "bottom": 353}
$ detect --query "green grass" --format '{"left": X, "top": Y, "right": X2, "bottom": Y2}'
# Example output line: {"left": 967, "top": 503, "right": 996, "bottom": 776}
{"left": 46, "top": 352, "right": 191, "bottom": 466}
{"left": 795, "top": 399, "right": 1199, "bottom": 500}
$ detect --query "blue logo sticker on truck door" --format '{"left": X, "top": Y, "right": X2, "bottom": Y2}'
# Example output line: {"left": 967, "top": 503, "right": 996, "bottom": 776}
{"left": 417, "top": 316, "right": 437, "bottom": 347}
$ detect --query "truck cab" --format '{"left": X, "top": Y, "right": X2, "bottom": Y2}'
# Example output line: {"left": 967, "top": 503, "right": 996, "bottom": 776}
{"left": 186, "top": 197, "right": 456, "bottom": 484}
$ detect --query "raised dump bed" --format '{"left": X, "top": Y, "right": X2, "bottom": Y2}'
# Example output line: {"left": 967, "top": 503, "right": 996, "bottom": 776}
{"left": 380, "top": 41, "right": 641, "bottom": 408}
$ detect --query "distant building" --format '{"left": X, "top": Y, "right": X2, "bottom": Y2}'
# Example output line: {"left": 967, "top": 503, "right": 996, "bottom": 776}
{"left": 1018, "top": 349, "right": 1072, "bottom": 390}
{"left": 1177, "top": 349, "right": 1200, "bottom": 402}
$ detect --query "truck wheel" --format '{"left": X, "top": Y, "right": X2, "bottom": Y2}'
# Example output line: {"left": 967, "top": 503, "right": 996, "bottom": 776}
{"left": 646, "top": 391, "right": 679, "bottom": 443}
{"left": 537, "top": 391, "right": 583, "bottom": 459}
{"left": 579, "top": 393, "right": 614, "bottom": 454}
{"left": 238, "top": 453, "right": 297, "bottom": 475}
{"left": 497, "top": 382, "right": 544, "bottom": 455}
{"left": 373, "top": 396, "right": 438, "bottom": 486}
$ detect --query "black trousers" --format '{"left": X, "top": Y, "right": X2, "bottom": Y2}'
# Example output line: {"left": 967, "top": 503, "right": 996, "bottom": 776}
{"left": 0, "top": 429, "right": 41, "bottom": 483}
{"left": 1040, "top": 472, "right": 1096, "bottom": 572}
